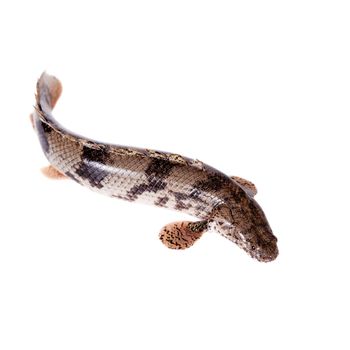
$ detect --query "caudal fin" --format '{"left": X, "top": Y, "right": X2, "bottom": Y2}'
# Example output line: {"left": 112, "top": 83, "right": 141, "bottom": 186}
{"left": 36, "top": 72, "right": 62, "bottom": 113}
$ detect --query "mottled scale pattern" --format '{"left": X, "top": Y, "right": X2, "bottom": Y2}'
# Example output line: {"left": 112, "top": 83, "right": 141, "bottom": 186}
{"left": 32, "top": 73, "right": 279, "bottom": 262}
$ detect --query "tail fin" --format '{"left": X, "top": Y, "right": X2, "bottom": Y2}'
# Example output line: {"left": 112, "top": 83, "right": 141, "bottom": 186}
{"left": 36, "top": 72, "right": 62, "bottom": 114}
{"left": 33, "top": 72, "right": 89, "bottom": 141}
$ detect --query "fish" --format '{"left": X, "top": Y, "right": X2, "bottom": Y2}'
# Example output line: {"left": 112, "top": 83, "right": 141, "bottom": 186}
{"left": 31, "top": 72, "right": 278, "bottom": 262}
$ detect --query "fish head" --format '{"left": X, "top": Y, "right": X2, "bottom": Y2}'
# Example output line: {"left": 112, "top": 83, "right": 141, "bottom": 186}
{"left": 211, "top": 196, "right": 278, "bottom": 262}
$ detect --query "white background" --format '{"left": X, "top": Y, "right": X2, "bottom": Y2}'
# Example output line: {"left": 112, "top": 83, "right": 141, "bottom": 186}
{"left": 0, "top": 1, "right": 349, "bottom": 349}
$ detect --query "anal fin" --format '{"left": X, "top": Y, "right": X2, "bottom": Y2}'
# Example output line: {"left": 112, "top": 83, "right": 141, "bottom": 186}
{"left": 29, "top": 113, "right": 34, "bottom": 128}
{"left": 41, "top": 165, "right": 67, "bottom": 179}
{"left": 159, "top": 220, "right": 208, "bottom": 249}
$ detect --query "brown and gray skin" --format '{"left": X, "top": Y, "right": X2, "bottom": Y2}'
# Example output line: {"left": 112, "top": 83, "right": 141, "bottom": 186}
{"left": 31, "top": 72, "right": 278, "bottom": 262}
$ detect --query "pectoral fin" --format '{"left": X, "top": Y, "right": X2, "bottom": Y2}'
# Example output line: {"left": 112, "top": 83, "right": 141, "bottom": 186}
{"left": 159, "top": 220, "right": 208, "bottom": 249}
{"left": 231, "top": 176, "right": 257, "bottom": 197}
{"left": 41, "top": 165, "right": 67, "bottom": 179}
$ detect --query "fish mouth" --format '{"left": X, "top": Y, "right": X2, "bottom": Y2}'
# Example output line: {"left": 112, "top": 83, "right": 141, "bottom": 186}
{"left": 254, "top": 242, "right": 279, "bottom": 262}
{"left": 211, "top": 221, "right": 279, "bottom": 262}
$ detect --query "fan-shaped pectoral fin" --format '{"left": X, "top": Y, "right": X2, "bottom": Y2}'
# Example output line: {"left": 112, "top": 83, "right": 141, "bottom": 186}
{"left": 230, "top": 176, "right": 257, "bottom": 197}
{"left": 159, "top": 220, "right": 208, "bottom": 249}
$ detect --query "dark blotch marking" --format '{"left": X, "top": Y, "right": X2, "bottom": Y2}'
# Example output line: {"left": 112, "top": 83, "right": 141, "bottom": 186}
{"left": 175, "top": 201, "right": 191, "bottom": 211}
{"left": 170, "top": 191, "right": 193, "bottom": 211}
{"left": 81, "top": 145, "right": 109, "bottom": 162}
{"left": 172, "top": 191, "right": 189, "bottom": 202}
{"left": 127, "top": 158, "right": 174, "bottom": 200}
{"left": 128, "top": 179, "right": 167, "bottom": 199}
{"left": 42, "top": 121, "right": 53, "bottom": 133}
{"left": 66, "top": 171, "right": 78, "bottom": 182}
{"left": 128, "top": 183, "right": 150, "bottom": 198}
{"left": 148, "top": 178, "right": 167, "bottom": 192}
{"left": 75, "top": 145, "right": 111, "bottom": 189}
{"left": 194, "top": 173, "right": 230, "bottom": 192}
{"left": 145, "top": 158, "right": 174, "bottom": 177}
{"left": 154, "top": 196, "right": 169, "bottom": 207}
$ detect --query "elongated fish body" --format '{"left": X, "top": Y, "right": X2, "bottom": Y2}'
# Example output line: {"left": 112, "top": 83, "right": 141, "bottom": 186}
{"left": 32, "top": 73, "right": 278, "bottom": 262}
